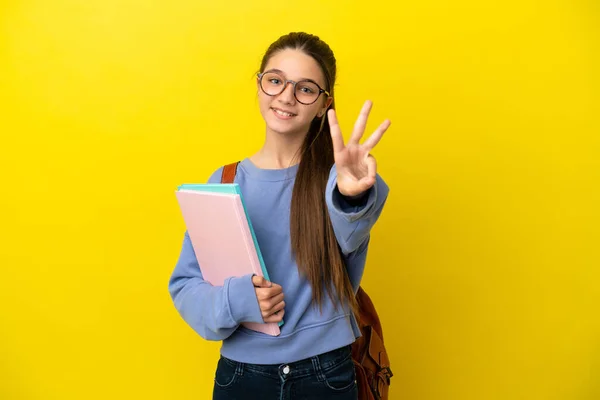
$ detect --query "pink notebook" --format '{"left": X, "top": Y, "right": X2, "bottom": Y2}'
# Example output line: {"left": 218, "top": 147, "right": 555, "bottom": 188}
{"left": 175, "top": 190, "right": 280, "bottom": 336}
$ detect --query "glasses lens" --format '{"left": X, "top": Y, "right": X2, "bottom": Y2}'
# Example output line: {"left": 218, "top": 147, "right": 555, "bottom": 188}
{"left": 260, "top": 72, "right": 286, "bottom": 96}
{"left": 295, "top": 81, "right": 320, "bottom": 104}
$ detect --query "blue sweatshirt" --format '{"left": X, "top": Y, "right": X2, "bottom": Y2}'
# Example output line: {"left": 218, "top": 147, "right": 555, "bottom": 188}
{"left": 168, "top": 158, "right": 389, "bottom": 364}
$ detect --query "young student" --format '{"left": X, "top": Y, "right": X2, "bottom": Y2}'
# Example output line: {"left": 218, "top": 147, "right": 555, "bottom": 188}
{"left": 169, "top": 31, "right": 391, "bottom": 400}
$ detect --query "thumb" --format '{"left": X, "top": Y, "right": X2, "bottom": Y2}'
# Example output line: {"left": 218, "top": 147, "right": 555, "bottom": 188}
{"left": 360, "top": 154, "right": 377, "bottom": 190}
{"left": 252, "top": 275, "right": 271, "bottom": 288}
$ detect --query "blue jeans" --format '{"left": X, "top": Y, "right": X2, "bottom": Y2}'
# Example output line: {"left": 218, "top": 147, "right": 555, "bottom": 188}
{"left": 212, "top": 345, "right": 358, "bottom": 400}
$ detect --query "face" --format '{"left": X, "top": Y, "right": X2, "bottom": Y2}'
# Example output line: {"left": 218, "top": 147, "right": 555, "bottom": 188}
{"left": 257, "top": 49, "right": 332, "bottom": 137}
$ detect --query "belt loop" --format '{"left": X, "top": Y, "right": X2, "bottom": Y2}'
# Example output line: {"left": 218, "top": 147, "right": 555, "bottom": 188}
{"left": 311, "top": 356, "right": 325, "bottom": 382}
{"left": 235, "top": 362, "right": 244, "bottom": 377}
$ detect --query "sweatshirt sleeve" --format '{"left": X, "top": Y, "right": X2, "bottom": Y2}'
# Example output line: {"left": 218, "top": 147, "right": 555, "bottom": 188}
{"left": 168, "top": 231, "right": 265, "bottom": 341}
{"left": 325, "top": 163, "right": 390, "bottom": 255}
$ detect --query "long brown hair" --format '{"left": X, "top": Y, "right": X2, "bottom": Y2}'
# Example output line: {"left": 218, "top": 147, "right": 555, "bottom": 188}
{"left": 259, "top": 32, "right": 358, "bottom": 317}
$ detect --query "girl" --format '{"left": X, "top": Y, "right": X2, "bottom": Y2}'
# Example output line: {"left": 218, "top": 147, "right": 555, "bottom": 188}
{"left": 169, "top": 31, "right": 391, "bottom": 400}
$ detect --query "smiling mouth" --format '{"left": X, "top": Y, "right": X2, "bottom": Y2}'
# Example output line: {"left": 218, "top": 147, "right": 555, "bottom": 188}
{"left": 271, "top": 107, "right": 296, "bottom": 117}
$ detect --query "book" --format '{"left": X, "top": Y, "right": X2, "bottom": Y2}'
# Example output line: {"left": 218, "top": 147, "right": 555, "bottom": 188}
{"left": 177, "top": 184, "right": 270, "bottom": 283}
{"left": 175, "top": 184, "right": 282, "bottom": 336}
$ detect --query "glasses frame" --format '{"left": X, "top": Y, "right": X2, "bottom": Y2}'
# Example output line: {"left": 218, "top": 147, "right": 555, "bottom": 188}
{"left": 257, "top": 70, "right": 330, "bottom": 105}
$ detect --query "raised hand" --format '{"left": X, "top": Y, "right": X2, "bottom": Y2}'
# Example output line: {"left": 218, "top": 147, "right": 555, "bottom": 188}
{"left": 328, "top": 100, "right": 391, "bottom": 197}
{"left": 252, "top": 275, "right": 285, "bottom": 323}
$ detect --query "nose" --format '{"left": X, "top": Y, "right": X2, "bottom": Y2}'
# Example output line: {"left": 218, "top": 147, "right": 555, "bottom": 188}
{"left": 278, "top": 81, "right": 296, "bottom": 105}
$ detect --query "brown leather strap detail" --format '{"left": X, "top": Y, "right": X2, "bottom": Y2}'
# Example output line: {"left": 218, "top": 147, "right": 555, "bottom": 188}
{"left": 221, "top": 162, "right": 239, "bottom": 184}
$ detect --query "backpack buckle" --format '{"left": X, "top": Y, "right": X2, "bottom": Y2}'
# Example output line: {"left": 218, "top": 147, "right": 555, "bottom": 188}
{"left": 380, "top": 366, "right": 393, "bottom": 384}
{"left": 373, "top": 366, "right": 394, "bottom": 399}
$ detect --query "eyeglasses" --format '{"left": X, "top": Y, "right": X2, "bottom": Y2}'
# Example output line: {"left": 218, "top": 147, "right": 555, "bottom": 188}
{"left": 257, "top": 70, "right": 330, "bottom": 105}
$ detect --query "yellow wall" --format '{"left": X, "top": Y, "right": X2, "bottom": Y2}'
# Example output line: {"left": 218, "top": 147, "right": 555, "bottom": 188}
{"left": 1, "top": 1, "right": 598, "bottom": 399}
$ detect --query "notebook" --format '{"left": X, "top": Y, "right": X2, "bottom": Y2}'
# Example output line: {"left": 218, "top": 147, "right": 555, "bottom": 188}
{"left": 175, "top": 186, "right": 282, "bottom": 336}
{"left": 177, "top": 184, "right": 269, "bottom": 283}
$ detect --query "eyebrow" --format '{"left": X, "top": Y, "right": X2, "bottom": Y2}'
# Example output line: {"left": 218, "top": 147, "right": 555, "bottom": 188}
{"left": 264, "top": 68, "right": 323, "bottom": 87}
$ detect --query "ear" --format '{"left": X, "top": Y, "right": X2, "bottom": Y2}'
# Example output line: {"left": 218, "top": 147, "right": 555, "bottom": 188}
{"left": 318, "top": 97, "right": 333, "bottom": 118}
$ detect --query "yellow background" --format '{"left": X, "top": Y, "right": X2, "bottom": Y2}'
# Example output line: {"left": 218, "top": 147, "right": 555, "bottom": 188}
{"left": 1, "top": 1, "right": 599, "bottom": 399}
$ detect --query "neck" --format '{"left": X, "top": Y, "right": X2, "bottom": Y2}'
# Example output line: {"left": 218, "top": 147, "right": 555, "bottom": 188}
{"left": 250, "top": 126, "right": 307, "bottom": 169}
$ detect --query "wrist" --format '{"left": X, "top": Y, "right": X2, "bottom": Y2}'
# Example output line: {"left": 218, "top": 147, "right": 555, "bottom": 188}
{"left": 336, "top": 185, "right": 369, "bottom": 206}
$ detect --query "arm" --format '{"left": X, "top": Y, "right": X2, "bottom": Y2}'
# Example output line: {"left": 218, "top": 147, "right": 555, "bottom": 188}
{"left": 325, "top": 100, "right": 392, "bottom": 255}
{"left": 325, "top": 164, "right": 389, "bottom": 255}
{"left": 168, "top": 231, "right": 264, "bottom": 341}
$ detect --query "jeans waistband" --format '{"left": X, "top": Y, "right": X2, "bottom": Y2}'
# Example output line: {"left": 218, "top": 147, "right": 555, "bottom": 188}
{"left": 221, "top": 344, "right": 352, "bottom": 380}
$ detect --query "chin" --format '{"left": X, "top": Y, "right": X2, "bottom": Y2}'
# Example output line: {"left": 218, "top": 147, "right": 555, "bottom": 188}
{"left": 265, "top": 114, "right": 306, "bottom": 136}
{"left": 267, "top": 122, "right": 300, "bottom": 136}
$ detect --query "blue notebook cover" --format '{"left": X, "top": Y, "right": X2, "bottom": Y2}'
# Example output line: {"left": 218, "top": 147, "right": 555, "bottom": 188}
{"left": 178, "top": 183, "right": 283, "bottom": 327}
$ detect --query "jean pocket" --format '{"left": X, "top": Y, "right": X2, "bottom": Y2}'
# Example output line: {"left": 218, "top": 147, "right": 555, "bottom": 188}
{"left": 213, "top": 357, "right": 240, "bottom": 389}
{"left": 321, "top": 355, "right": 357, "bottom": 392}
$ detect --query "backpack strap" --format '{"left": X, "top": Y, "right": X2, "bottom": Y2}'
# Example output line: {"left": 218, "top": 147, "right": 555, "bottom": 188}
{"left": 221, "top": 162, "right": 240, "bottom": 184}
